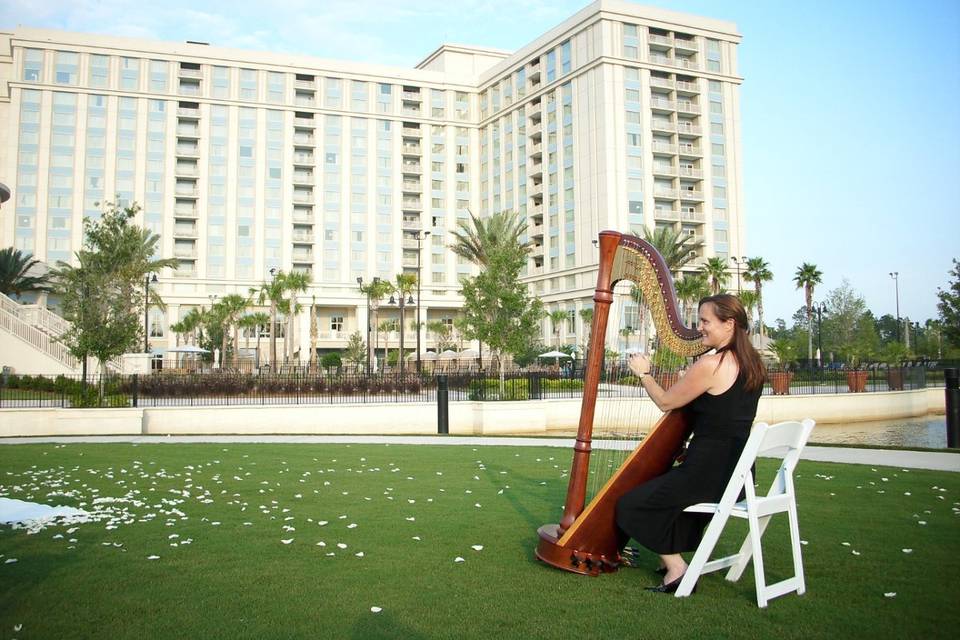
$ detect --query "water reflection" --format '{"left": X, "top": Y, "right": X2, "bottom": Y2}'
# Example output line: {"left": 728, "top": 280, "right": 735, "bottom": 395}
{"left": 810, "top": 415, "right": 947, "bottom": 448}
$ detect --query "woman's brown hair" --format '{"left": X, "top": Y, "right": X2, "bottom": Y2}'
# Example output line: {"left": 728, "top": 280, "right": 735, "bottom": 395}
{"left": 699, "top": 294, "right": 766, "bottom": 392}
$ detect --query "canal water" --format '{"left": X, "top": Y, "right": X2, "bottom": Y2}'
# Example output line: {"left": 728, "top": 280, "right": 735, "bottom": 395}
{"left": 809, "top": 415, "right": 948, "bottom": 448}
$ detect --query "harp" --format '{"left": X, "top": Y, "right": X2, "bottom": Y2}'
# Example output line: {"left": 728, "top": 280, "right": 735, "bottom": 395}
{"left": 535, "top": 230, "right": 709, "bottom": 575}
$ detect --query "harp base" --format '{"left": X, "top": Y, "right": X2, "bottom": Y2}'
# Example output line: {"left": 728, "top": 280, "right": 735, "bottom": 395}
{"left": 535, "top": 524, "right": 621, "bottom": 576}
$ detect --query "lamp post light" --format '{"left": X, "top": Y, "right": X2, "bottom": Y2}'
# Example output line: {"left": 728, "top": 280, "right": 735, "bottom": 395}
{"left": 415, "top": 230, "right": 431, "bottom": 374}
{"left": 144, "top": 273, "right": 158, "bottom": 352}
{"left": 889, "top": 271, "right": 901, "bottom": 343}
{"left": 815, "top": 302, "right": 826, "bottom": 367}
{"left": 389, "top": 292, "right": 415, "bottom": 374}
{"left": 357, "top": 276, "right": 380, "bottom": 374}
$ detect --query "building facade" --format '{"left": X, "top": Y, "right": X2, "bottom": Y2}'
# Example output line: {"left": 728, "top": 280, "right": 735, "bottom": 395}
{"left": 0, "top": 0, "right": 743, "bottom": 363}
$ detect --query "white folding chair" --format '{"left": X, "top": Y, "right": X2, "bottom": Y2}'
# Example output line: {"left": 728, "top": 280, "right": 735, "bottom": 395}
{"left": 675, "top": 418, "right": 816, "bottom": 607}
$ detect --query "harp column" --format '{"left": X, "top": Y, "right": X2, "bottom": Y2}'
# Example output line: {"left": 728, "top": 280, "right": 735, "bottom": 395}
{"left": 558, "top": 231, "right": 620, "bottom": 533}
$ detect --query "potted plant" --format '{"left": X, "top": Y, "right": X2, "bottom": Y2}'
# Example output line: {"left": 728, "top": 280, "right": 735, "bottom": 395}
{"left": 845, "top": 353, "right": 869, "bottom": 393}
{"left": 882, "top": 342, "right": 908, "bottom": 391}
{"left": 768, "top": 339, "right": 796, "bottom": 395}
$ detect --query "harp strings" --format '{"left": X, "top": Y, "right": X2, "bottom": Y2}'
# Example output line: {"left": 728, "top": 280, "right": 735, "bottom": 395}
{"left": 582, "top": 254, "right": 697, "bottom": 505}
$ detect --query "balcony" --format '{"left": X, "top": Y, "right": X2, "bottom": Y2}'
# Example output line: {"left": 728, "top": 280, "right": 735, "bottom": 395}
{"left": 294, "top": 116, "right": 316, "bottom": 127}
{"left": 679, "top": 189, "right": 704, "bottom": 200}
{"left": 528, "top": 121, "right": 542, "bottom": 137}
{"left": 402, "top": 162, "right": 422, "bottom": 175}
{"left": 174, "top": 207, "right": 198, "bottom": 219}
{"left": 529, "top": 181, "right": 543, "bottom": 197}
{"left": 676, "top": 100, "right": 699, "bottom": 114}
{"left": 674, "top": 38, "right": 699, "bottom": 51}
{"left": 292, "top": 211, "right": 314, "bottom": 223}
{"left": 402, "top": 102, "right": 422, "bottom": 115}
{"left": 402, "top": 180, "right": 421, "bottom": 192}
{"left": 650, "top": 97, "right": 676, "bottom": 111}
{"left": 402, "top": 256, "right": 418, "bottom": 268}
{"left": 529, "top": 141, "right": 542, "bottom": 157}
{"left": 653, "top": 164, "right": 677, "bottom": 177}
{"left": 654, "top": 187, "right": 678, "bottom": 199}
{"left": 652, "top": 142, "right": 677, "bottom": 154}
{"left": 175, "top": 185, "right": 199, "bottom": 198}
{"left": 529, "top": 203, "right": 543, "bottom": 219}
{"left": 528, "top": 159, "right": 543, "bottom": 178}
{"left": 649, "top": 33, "right": 673, "bottom": 47}
{"left": 681, "top": 210, "right": 705, "bottom": 223}
{"left": 176, "top": 124, "right": 200, "bottom": 138}
{"left": 402, "top": 217, "right": 422, "bottom": 230}
{"left": 650, "top": 53, "right": 672, "bottom": 66}
{"left": 528, "top": 222, "right": 544, "bottom": 237}
{"left": 673, "top": 56, "right": 700, "bottom": 70}
{"left": 292, "top": 252, "right": 313, "bottom": 263}
{"left": 649, "top": 76, "right": 674, "bottom": 89}
{"left": 402, "top": 198, "right": 423, "bottom": 211}
{"left": 401, "top": 238, "right": 420, "bottom": 249}
{"left": 294, "top": 91, "right": 316, "bottom": 107}
{"left": 295, "top": 78, "right": 315, "bottom": 89}
{"left": 175, "top": 164, "right": 199, "bottom": 177}
{"left": 174, "top": 247, "right": 198, "bottom": 259}
{"left": 401, "top": 90, "right": 421, "bottom": 101}
{"left": 675, "top": 80, "right": 700, "bottom": 94}
{"left": 178, "top": 81, "right": 201, "bottom": 97}
{"left": 292, "top": 172, "right": 315, "bottom": 185}
{"left": 679, "top": 167, "right": 703, "bottom": 178}
{"left": 292, "top": 232, "right": 314, "bottom": 243}
{"left": 293, "top": 134, "right": 316, "bottom": 146}
{"left": 402, "top": 126, "right": 422, "bottom": 137}
{"left": 678, "top": 143, "right": 702, "bottom": 156}
{"left": 651, "top": 120, "right": 675, "bottom": 133}
{"left": 177, "top": 106, "right": 200, "bottom": 118}
{"left": 293, "top": 190, "right": 314, "bottom": 203}
{"left": 174, "top": 266, "right": 196, "bottom": 278}
{"left": 530, "top": 244, "right": 544, "bottom": 258}
{"left": 293, "top": 153, "right": 315, "bottom": 165}
{"left": 402, "top": 143, "right": 422, "bottom": 155}
{"left": 653, "top": 209, "right": 680, "bottom": 221}
{"left": 176, "top": 144, "right": 200, "bottom": 157}
{"left": 173, "top": 226, "right": 198, "bottom": 238}
{"left": 676, "top": 123, "right": 702, "bottom": 136}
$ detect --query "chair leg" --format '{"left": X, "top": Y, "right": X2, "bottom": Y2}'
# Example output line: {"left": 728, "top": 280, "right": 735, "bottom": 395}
{"left": 748, "top": 512, "right": 769, "bottom": 608}
{"left": 787, "top": 500, "right": 806, "bottom": 596}
{"left": 675, "top": 511, "right": 730, "bottom": 598}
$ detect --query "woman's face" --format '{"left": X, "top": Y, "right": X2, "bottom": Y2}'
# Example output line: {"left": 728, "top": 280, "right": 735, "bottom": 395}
{"left": 698, "top": 302, "right": 735, "bottom": 349}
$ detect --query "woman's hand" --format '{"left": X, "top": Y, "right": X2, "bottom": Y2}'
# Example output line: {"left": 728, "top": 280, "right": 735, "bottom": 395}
{"left": 628, "top": 353, "right": 651, "bottom": 377}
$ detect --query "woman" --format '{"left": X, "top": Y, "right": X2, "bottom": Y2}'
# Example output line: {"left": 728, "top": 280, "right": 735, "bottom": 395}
{"left": 616, "top": 294, "right": 765, "bottom": 593}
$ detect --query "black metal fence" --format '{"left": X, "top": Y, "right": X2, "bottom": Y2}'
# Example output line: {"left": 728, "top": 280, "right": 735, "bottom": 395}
{"left": 0, "top": 362, "right": 948, "bottom": 409}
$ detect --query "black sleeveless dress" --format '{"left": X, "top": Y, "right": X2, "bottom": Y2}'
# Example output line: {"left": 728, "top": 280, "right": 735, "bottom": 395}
{"left": 615, "top": 372, "right": 762, "bottom": 554}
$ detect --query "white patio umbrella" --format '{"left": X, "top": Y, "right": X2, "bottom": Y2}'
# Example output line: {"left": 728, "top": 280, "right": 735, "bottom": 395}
{"left": 538, "top": 349, "right": 572, "bottom": 368}
{"left": 166, "top": 345, "right": 210, "bottom": 353}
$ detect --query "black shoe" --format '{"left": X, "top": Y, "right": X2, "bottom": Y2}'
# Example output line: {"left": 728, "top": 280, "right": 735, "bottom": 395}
{"left": 655, "top": 566, "right": 667, "bottom": 576}
{"left": 645, "top": 574, "right": 694, "bottom": 594}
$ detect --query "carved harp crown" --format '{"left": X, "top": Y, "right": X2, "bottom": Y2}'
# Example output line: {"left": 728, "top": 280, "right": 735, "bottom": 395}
{"left": 535, "top": 230, "right": 709, "bottom": 576}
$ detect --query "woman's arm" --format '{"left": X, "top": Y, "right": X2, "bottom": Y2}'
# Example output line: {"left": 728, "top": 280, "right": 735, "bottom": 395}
{"left": 628, "top": 353, "right": 717, "bottom": 411}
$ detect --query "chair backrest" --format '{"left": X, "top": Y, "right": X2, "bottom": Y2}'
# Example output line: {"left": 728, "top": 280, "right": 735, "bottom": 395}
{"left": 713, "top": 419, "right": 816, "bottom": 507}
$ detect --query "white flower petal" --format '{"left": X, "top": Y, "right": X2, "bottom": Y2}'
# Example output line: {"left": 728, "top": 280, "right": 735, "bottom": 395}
{"left": 370, "top": 606, "right": 382, "bottom": 613}
{"left": 454, "top": 556, "right": 465, "bottom": 563}
{"left": 471, "top": 545, "right": 483, "bottom": 551}
{"left": 147, "top": 555, "right": 160, "bottom": 560}
{"left": 902, "top": 548, "right": 913, "bottom": 553}
{"left": 281, "top": 539, "right": 294, "bottom": 545}
{"left": 884, "top": 592, "right": 896, "bottom": 598}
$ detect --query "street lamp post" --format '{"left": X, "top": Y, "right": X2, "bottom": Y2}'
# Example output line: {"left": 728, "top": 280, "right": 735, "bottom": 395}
{"left": 415, "top": 230, "right": 431, "bottom": 374}
{"left": 390, "top": 292, "right": 415, "bottom": 374}
{"left": 144, "top": 273, "right": 158, "bottom": 352}
{"left": 357, "top": 276, "right": 379, "bottom": 374}
{"left": 889, "top": 271, "right": 901, "bottom": 343}
{"left": 815, "top": 302, "right": 826, "bottom": 367}
{"left": 730, "top": 256, "right": 747, "bottom": 294}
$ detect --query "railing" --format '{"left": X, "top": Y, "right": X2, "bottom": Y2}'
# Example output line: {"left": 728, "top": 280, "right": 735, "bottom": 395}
{"left": 0, "top": 363, "right": 945, "bottom": 409}
{"left": 0, "top": 302, "right": 79, "bottom": 370}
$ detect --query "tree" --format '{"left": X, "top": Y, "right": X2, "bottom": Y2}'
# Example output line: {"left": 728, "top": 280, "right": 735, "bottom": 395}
{"left": 427, "top": 320, "right": 457, "bottom": 352}
{"left": 700, "top": 257, "right": 730, "bottom": 295}
{"left": 378, "top": 318, "right": 398, "bottom": 367}
{"left": 343, "top": 331, "right": 366, "bottom": 371}
{"left": 642, "top": 226, "right": 703, "bottom": 274}
{"left": 458, "top": 244, "right": 544, "bottom": 380}
{"left": 213, "top": 294, "right": 249, "bottom": 363}
{"left": 821, "top": 279, "right": 871, "bottom": 365}
{"left": 252, "top": 271, "right": 293, "bottom": 366}
{"left": 673, "top": 273, "right": 709, "bottom": 327}
{"left": 281, "top": 271, "right": 310, "bottom": 361}
{"left": 579, "top": 307, "right": 594, "bottom": 351}
{"left": 738, "top": 290, "right": 759, "bottom": 333}
{"left": 52, "top": 201, "right": 176, "bottom": 382}
{"left": 743, "top": 257, "right": 773, "bottom": 339}
{"left": 238, "top": 311, "right": 270, "bottom": 367}
{"left": 549, "top": 309, "right": 568, "bottom": 346}
{"left": 937, "top": 258, "right": 960, "bottom": 348}
{"left": 359, "top": 277, "right": 393, "bottom": 370}
{"left": 449, "top": 209, "right": 530, "bottom": 267}
{"left": 793, "top": 262, "right": 823, "bottom": 362}
{"left": 0, "top": 247, "right": 51, "bottom": 297}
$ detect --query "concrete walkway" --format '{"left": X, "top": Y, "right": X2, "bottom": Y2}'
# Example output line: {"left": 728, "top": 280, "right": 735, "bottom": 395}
{"left": 1, "top": 434, "right": 958, "bottom": 473}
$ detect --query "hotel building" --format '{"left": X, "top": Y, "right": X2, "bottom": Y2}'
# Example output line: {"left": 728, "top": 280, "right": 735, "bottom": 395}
{"left": 0, "top": 1, "right": 744, "bottom": 364}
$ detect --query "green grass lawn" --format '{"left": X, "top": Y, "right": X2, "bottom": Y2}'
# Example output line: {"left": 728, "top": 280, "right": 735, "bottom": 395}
{"left": 1, "top": 443, "right": 958, "bottom": 640}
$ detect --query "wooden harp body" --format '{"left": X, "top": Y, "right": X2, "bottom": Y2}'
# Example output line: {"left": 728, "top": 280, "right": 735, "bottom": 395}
{"left": 535, "top": 230, "right": 708, "bottom": 576}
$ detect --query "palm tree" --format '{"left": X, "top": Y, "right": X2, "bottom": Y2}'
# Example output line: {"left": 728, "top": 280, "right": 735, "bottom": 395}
{"left": 0, "top": 247, "right": 51, "bottom": 297}
{"left": 743, "top": 257, "right": 773, "bottom": 340}
{"left": 549, "top": 309, "right": 568, "bottom": 346}
{"left": 738, "top": 290, "right": 759, "bottom": 333}
{"left": 359, "top": 277, "right": 394, "bottom": 371}
{"left": 378, "top": 318, "right": 399, "bottom": 367}
{"left": 642, "top": 227, "right": 704, "bottom": 274}
{"left": 449, "top": 209, "right": 531, "bottom": 267}
{"left": 700, "top": 257, "right": 730, "bottom": 295}
{"left": 391, "top": 273, "right": 417, "bottom": 366}
{"left": 673, "top": 273, "right": 709, "bottom": 327}
{"left": 578, "top": 307, "right": 594, "bottom": 350}
{"left": 252, "top": 273, "right": 287, "bottom": 367}
{"left": 282, "top": 271, "right": 310, "bottom": 361}
{"left": 793, "top": 262, "right": 823, "bottom": 361}
{"left": 238, "top": 311, "right": 270, "bottom": 367}
{"left": 215, "top": 293, "right": 249, "bottom": 364}
{"left": 179, "top": 307, "right": 204, "bottom": 345}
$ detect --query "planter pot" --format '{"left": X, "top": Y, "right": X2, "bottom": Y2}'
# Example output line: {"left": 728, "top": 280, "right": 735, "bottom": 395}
{"left": 886, "top": 367, "right": 905, "bottom": 391}
{"left": 770, "top": 371, "right": 794, "bottom": 395}
{"left": 846, "top": 370, "right": 869, "bottom": 393}
{"left": 655, "top": 372, "right": 680, "bottom": 390}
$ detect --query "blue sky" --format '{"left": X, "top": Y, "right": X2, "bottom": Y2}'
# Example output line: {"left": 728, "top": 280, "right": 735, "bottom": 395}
{"left": 3, "top": 0, "right": 958, "bottom": 325}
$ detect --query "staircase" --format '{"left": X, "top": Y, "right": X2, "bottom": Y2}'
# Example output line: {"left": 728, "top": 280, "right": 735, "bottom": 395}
{"left": 0, "top": 292, "right": 80, "bottom": 373}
